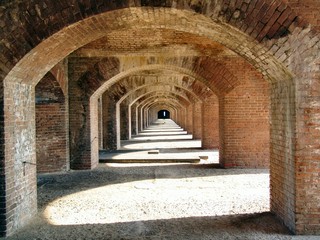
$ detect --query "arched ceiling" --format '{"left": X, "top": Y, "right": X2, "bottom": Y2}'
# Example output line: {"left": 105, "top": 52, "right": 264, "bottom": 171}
{"left": 2, "top": 1, "right": 313, "bottom": 131}
{"left": 3, "top": 4, "right": 304, "bottom": 92}
{"left": 71, "top": 28, "right": 237, "bottom": 58}
{"left": 122, "top": 86, "right": 199, "bottom": 107}
{"left": 71, "top": 26, "right": 241, "bottom": 102}
{"left": 136, "top": 92, "right": 191, "bottom": 109}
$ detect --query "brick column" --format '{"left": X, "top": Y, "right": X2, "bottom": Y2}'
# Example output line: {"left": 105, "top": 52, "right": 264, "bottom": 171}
{"left": 69, "top": 70, "right": 92, "bottom": 169}
{"left": 128, "top": 105, "right": 132, "bottom": 139}
{"left": 202, "top": 95, "right": 219, "bottom": 149}
{"left": 130, "top": 104, "right": 138, "bottom": 136}
{"left": 98, "top": 97, "right": 103, "bottom": 149}
{"left": 2, "top": 82, "right": 37, "bottom": 236}
{"left": 291, "top": 54, "right": 320, "bottom": 234}
{"left": 270, "top": 81, "right": 296, "bottom": 232}
{"left": 182, "top": 108, "right": 187, "bottom": 130}
{"left": 145, "top": 107, "right": 149, "bottom": 128}
{"left": 143, "top": 106, "right": 148, "bottom": 130}
{"left": 186, "top": 104, "right": 193, "bottom": 135}
{"left": 120, "top": 102, "right": 129, "bottom": 140}
{"left": 138, "top": 105, "right": 143, "bottom": 132}
{"left": 102, "top": 93, "right": 117, "bottom": 151}
{"left": 193, "top": 102, "right": 203, "bottom": 140}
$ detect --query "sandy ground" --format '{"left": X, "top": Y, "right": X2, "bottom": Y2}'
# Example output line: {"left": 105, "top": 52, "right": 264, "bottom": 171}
{"left": 3, "top": 163, "right": 320, "bottom": 240}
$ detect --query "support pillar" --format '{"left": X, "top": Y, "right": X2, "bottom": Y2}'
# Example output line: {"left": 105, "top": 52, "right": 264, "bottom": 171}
{"left": 2, "top": 82, "right": 37, "bottom": 236}
{"left": 102, "top": 93, "right": 117, "bottom": 151}
{"left": 193, "top": 102, "right": 203, "bottom": 140}
{"left": 202, "top": 95, "right": 219, "bottom": 149}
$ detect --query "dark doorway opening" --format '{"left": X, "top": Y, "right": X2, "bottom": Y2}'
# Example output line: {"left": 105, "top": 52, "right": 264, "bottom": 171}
{"left": 158, "top": 110, "right": 170, "bottom": 119}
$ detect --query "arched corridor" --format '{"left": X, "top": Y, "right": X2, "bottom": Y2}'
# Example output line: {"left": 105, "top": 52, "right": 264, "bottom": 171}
{"left": 0, "top": 1, "right": 320, "bottom": 238}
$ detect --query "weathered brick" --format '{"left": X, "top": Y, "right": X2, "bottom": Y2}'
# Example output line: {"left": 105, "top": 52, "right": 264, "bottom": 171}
{"left": 35, "top": 71, "right": 68, "bottom": 173}
{"left": 0, "top": 0, "right": 319, "bottom": 237}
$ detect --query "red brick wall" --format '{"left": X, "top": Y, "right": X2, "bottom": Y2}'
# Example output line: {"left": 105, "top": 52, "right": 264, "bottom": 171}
{"left": 193, "top": 102, "right": 203, "bottom": 140}
{"left": 68, "top": 61, "right": 92, "bottom": 169}
{"left": 186, "top": 105, "right": 194, "bottom": 135}
{"left": 35, "top": 72, "right": 68, "bottom": 173}
{"left": 290, "top": 46, "right": 320, "bottom": 234}
{"left": 0, "top": 1, "right": 319, "bottom": 236}
{"left": 102, "top": 93, "right": 117, "bottom": 151}
{"left": 120, "top": 103, "right": 129, "bottom": 140}
{"left": 220, "top": 62, "right": 270, "bottom": 168}
{"left": 3, "top": 82, "right": 37, "bottom": 236}
{"left": 202, "top": 95, "right": 219, "bottom": 149}
{"left": 98, "top": 98, "right": 103, "bottom": 148}
{"left": 131, "top": 104, "right": 138, "bottom": 136}
{"left": 177, "top": 108, "right": 186, "bottom": 129}
{"left": 286, "top": 0, "right": 320, "bottom": 32}
{"left": 269, "top": 81, "right": 296, "bottom": 232}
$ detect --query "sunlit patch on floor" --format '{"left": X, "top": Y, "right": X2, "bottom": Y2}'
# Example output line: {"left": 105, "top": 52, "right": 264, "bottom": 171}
{"left": 43, "top": 170, "right": 269, "bottom": 226}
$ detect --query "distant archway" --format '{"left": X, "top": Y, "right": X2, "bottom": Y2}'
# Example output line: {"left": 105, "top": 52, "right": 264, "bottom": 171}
{"left": 158, "top": 110, "right": 170, "bottom": 119}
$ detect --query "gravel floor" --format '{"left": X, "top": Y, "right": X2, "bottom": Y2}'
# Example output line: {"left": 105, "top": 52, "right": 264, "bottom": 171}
{"left": 4, "top": 163, "right": 319, "bottom": 240}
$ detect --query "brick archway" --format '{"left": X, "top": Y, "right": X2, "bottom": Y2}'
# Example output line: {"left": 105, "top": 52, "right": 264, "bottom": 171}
{"left": 90, "top": 65, "right": 213, "bottom": 154}
{"left": 118, "top": 84, "right": 202, "bottom": 141}
{"left": 117, "top": 90, "right": 194, "bottom": 149}
{"left": 0, "top": 3, "right": 319, "bottom": 236}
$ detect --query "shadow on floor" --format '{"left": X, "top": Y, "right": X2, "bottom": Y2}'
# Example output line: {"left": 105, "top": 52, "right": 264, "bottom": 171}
{"left": 6, "top": 212, "right": 294, "bottom": 240}
{"left": 37, "top": 164, "right": 269, "bottom": 214}
{"left": 37, "top": 163, "right": 268, "bottom": 197}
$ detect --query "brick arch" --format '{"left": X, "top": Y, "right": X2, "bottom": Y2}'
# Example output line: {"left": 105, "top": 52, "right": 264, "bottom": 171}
{"left": 116, "top": 89, "right": 194, "bottom": 148}
{"left": 0, "top": 1, "right": 311, "bottom": 84}
{"left": 119, "top": 84, "right": 202, "bottom": 105}
{"left": 78, "top": 59, "right": 226, "bottom": 160}
{"left": 150, "top": 103, "right": 179, "bottom": 119}
{"left": 143, "top": 97, "right": 185, "bottom": 122}
{"left": 127, "top": 89, "right": 197, "bottom": 135}
{"left": 136, "top": 91, "right": 192, "bottom": 108}
{"left": 147, "top": 100, "right": 186, "bottom": 125}
{"left": 146, "top": 100, "right": 184, "bottom": 126}
{"left": 2, "top": 6, "right": 297, "bottom": 89}
{"left": 127, "top": 85, "right": 219, "bottom": 136}
{"left": 0, "top": 3, "right": 319, "bottom": 237}
{"left": 98, "top": 74, "right": 204, "bottom": 147}
{"left": 102, "top": 75, "right": 208, "bottom": 105}
{"left": 90, "top": 62, "right": 221, "bottom": 98}
{"left": 150, "top": 103, "right": 178, "bottom": 123}
{"left": 88, "top": 64, "right": 213, "bottom": 155}
{"left": 139, "top": 95, "right": 186, "bottom": 131}
{"left": 136, "top": 96, "right": 184, "bottom": 133}
{"left": 86, "top": 56, "right": 240, "bottom": 97}
{"left": 134, "top": 92, "right": 191, "bottom": 116}
{"left": 3, "top": 7, "right": 297, "bottom": 192}
{"left": 136, "top": 93, "right": 188, "bottom": 114}
{"left": 49, "top": 61, "right": 68, "bottom": 96}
